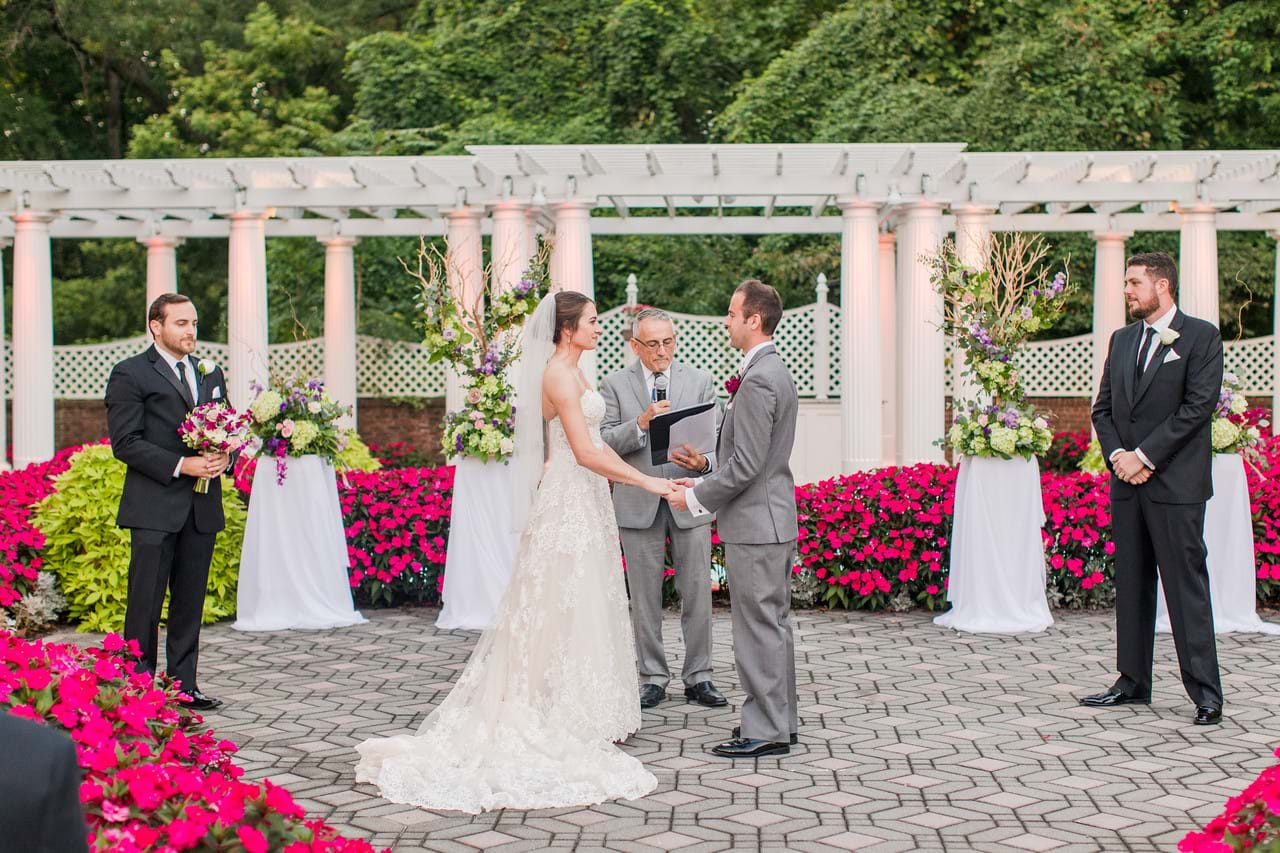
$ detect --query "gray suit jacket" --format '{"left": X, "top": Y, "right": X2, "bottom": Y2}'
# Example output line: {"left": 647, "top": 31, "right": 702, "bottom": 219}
{"left": 601, "top": 359, "right": 719, "bottom": 530}
{"left": 692, "top": 346, "right": 798, "bottom": 545}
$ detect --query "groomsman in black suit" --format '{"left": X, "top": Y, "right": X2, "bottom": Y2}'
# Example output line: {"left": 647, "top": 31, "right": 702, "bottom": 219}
{"left": 1085, "top": 252, "right": 1224, "bottom": 725}
{"left": 105, "top": 293, "right": 231, "bottom": 711}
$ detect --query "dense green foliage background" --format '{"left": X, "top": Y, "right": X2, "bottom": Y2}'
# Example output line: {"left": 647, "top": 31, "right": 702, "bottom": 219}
{"left": 3, "top": 0, "right": 1278, "bottom": 343}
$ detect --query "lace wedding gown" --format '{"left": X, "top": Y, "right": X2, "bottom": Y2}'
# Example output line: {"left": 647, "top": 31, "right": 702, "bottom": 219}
{"left": 355, "top": 389, "right": 657, "bottom": 813}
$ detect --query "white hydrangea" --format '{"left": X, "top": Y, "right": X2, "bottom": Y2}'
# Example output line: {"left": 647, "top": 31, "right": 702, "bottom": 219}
{"left": 250, "top": 390, "right": 283, "bottom": 423}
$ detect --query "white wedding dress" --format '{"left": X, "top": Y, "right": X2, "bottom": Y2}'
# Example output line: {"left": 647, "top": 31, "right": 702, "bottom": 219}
{"left": 355, "top": 389, "right": 657, "bottom": 813}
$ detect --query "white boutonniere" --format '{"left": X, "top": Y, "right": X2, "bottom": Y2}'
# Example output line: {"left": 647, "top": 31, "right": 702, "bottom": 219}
{"left": 1158, "top": 328, "right": 1180, "bottom": 347}
{"left": 197, "top": 359, "right": 217, "bottom": 376}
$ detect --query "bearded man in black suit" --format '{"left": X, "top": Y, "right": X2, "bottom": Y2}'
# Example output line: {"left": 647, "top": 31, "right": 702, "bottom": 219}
{"left": 105, "top": 293, "right": 231, "bottom": 711}
{"left": 1085, "top": 252, "right": 1224, "bottom": 725}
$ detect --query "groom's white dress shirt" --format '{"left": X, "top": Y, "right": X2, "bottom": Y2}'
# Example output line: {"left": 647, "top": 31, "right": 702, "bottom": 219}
{"left": 1110, "top": 303, "right": 1178, "bottom": 471}
{"left": 685, "top": 340, "right": 776, "bottom": 518}
{"left": 155, "top": 345, "right": 198, "bottom": 479}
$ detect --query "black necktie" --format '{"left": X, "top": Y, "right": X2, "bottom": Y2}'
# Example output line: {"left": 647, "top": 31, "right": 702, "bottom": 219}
{"left": 1135, "top": 327, "right": 1158, "bottom": 381}
{"left": 175, "top": 360, "right": 195, "bottom": 408}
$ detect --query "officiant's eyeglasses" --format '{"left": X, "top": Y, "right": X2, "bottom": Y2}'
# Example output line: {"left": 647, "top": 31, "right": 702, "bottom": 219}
{"left": 635, "top": 337, "right": 677, "bottom": 351}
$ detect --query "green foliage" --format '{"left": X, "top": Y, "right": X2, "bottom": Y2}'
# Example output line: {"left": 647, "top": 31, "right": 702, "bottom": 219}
{"left": 337, "top": 430, "right": 382, "bottom": 473}
{"left": 30, "top": 446, "right": 245, "bottom": 633}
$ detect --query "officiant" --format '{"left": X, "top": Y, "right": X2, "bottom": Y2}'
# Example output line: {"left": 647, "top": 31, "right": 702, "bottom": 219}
{"left": 601, "top": 308, "right": 727, "bottom": 711}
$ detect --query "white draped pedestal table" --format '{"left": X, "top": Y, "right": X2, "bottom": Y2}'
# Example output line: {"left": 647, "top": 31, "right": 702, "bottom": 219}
{"left": 234, "top": 454, "right": 367, "bottom": 632}
{"left": 1157, "top": 453, "right": 1280, "bottom": 635}
{"left": 436, "top": 457, "right": 520, "bottom": 631}
{"left": 935, "top": 455, "right": 1054, "bottom": 634}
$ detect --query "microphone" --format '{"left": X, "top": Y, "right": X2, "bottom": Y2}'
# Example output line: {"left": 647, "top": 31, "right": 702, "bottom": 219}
{"left": 654, "top": 372, "right": 668, "bottom": 402}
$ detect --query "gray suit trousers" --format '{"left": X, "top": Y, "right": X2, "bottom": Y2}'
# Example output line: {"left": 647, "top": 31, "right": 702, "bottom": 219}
{"left": 621, "top": 500, "right": 713, "bottom": 690}
{"left": 725, "top": 541, "right": 798, "bottom": 744}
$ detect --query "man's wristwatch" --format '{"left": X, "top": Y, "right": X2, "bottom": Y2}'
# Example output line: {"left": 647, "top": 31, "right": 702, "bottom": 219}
{"left": 697, "top": 459, "right": 712, "bottom": 476}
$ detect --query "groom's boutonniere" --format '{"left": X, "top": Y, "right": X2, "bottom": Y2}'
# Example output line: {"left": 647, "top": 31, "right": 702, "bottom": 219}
{"left": 1158, "top": 328, "right": 1180, "bottom": 347}
{"left": 197, "top": 359, "right": 217, "bottom": 377}
{"left": 724, "top": 374, "right": 741, "bottom": 396}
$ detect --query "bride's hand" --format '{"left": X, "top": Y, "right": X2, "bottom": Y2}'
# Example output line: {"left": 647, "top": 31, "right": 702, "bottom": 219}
{"left": 641, "top": 476, "right": 673, "bottom": 496}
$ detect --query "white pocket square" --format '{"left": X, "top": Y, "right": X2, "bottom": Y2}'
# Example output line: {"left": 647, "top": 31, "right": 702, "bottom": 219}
{"left": 211, "top": 386, "right": 222, "bottom": 399}
{"left": 1162, "top": 350, "right": 1181, "bottom": 364}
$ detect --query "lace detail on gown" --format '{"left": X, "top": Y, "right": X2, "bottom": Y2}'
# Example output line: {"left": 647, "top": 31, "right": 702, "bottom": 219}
{"left": 355, "top": 389, "right": 656, "bottom": 813}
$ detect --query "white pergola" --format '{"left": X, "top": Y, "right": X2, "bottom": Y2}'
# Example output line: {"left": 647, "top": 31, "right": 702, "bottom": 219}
{"left": 3, "top": 143, "right": 1280, "bottom": 471}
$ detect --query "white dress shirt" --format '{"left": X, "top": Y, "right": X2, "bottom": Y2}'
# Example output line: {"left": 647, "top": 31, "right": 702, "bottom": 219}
{"left": 685, "top": 341, "right": 776, "bottom": 517}
{"left": 635, "top": 365, "right": 671, "bottom": 444}
{"left": 155, "top": 345, "right": 198, "bottom": 479}
{"left": 1110, "top": 304, "right": 1178, "bottom": 471}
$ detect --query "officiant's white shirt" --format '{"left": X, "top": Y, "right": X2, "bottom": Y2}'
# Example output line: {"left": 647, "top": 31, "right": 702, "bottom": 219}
{"left": 685, "top": 341, "right": 776, "bottom": 518}
{"left": 1109, "top": 303, "right": 1178, "bottom": 471}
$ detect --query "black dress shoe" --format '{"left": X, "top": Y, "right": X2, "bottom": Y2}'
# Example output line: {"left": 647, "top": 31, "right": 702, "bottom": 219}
{"left": 1079, "top": 687, "right": 1151, "bottom": 707}
{"left": 684, "top": 681, "right": 727, "bottom": 707}
{"left": 733, "top": 726, "right": 798, "bottom": 745}
{"left": 1193, "top": 706, "right": 1222, "bottom": 726}
{"left": 712, "top": 738, "right": 789, "bottom": 758}
{"left": 639, "top": 684, "right": 666, "bottom": 709}
{"left": 180, "top": 690, "right": 224, "bottom": 711}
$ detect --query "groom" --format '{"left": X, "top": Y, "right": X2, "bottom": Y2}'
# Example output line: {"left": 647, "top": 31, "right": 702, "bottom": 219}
{"left": 105, "top": 293, "right": 231, "bottom": 711}
{"left": 1085, "top": 251, "right": 1224, "bottom": 725}
{"left": 668, "top": 279, "right": 799, "bottom": 758}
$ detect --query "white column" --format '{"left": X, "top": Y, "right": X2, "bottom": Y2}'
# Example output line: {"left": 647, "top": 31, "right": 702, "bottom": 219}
{"left": 879, "top": 231, "right": 897, "bottom": 465}
{"left": 227, "top": 211, "right": 271, "bottom": 410}
{"left": 838, "top": 200, "right": 881, "bottom": 472}
{"left": 445, "top": 207, "right": 485, "bottom": 415}
{"left": 1178, "top": 204, "right": 1220, "bottom": 327}
{"left": 140, "top": 234, "right": 182, "bottom": 332}
{"left": 896, "top": 202, "right": 945, "bottom": 464}
{"left": 1092, "top": 231, "right": 1132, "bottom": 397}
{"left": 320, "top": 235, "right": 359, "bottom": 429}
{"left": 489, "top": 200, "right": 534, "bottom": 293}
{"left": 12, "top": 211, "right": 55, "bottom": 468}
{"left": 623, "top": 273, "right": 639, "bottom": 368}
{"left": 813, "top": 273, "right": 831, "bottom": 401}
{"left": 1271, "top": 231, "right": 1280, "bottom": 421}
{"left": 551, "top": 201, "right": 596, "bottom": 384}
{"left": 951, "top": 206, "right": 994, "bottom": 407}
{"left": 0, "top": 238, "right": 9, "bottom": 470}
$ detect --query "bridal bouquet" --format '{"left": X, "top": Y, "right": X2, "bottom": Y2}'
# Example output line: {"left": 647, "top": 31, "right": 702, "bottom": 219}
{"left": 178, "top": 402, "right": 253, "bottom": 493}
{"left": 1211, "top": 371, "right": 1267, "bottom": 456}
{"left": 246, "top": 376, "right": 351, "bottom": 484}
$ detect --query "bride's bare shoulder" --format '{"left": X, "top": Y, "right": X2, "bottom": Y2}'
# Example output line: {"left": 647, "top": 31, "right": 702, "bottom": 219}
{"left": 542, "top": 360, "right": 574, "bottom": 392}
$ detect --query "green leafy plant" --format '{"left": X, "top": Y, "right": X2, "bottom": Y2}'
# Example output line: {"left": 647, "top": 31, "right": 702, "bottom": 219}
{"left": 30, "top": 445, "right": 245, "bottom": 632}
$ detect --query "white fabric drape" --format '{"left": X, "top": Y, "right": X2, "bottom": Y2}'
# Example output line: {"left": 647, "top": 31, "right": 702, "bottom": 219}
{"left": 234, "top": 455, "right": 367, "bottom": 631}
{"left": 436, "top": 458, "right": 520, "bottom": 631}
{"left": 935, "top": 455, "right": 1054, "bottom": 634}
{"left": 1157, "top": 453, "right": 1280, "bottom": 635}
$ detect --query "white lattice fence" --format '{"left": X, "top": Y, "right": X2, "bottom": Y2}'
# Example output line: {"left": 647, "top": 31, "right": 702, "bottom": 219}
{"left": 2, "top": 323, "right": 1273, "bottom": 401}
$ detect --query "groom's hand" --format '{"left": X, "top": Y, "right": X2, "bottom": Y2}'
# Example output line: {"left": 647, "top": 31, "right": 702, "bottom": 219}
{"left": 1112, "top": 450, "right": 1148, "bottom": 483}
{"left": 206, "top": 451, "right": 231, "bottom": 478}
{"left": 666, "top": 484, "right": 690, "bottom": 512}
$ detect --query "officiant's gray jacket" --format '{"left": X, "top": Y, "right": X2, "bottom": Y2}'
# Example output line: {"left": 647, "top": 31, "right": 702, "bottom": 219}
{"left": 600, "top": 360, "right": 720, "bottom": 530}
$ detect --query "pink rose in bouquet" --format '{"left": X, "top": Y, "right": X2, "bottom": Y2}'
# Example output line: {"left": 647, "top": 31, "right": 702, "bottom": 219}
{"left": 178, "top": 402, "right": 253, "bottom": 494}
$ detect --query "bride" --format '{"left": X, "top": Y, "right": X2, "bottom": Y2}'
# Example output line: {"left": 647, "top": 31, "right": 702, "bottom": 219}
{"left": 355, "top": 291, "right": 671, "bottom": 813}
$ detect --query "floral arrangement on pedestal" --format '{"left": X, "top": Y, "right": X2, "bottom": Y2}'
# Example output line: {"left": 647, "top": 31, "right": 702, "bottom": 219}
{"left": 247, "top": 377, "right": 351, "bottom": 484}
{"left": 932, "top": 233, "right": 1073, "bottom": 459}
{"left": 409, "top": 239, "right": 553, "bottom": 461}
{"left": 1212, "top": 371, "right": 1267, "bottom": 455}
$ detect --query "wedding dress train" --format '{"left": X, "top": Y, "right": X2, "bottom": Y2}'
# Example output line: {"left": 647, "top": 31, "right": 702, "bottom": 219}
{"left": 355, "top": 389, "right": 657, "bottom": 813}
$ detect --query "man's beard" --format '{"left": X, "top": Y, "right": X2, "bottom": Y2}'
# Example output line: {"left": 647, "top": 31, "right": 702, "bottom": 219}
{"left": 1128, "top": 294, "right": 1160, "bottom": 320}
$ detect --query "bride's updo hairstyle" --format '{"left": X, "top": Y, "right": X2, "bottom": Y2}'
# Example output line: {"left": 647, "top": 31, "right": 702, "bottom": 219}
{"left": 552, "top": 291, "right": 595, "bottom": 344}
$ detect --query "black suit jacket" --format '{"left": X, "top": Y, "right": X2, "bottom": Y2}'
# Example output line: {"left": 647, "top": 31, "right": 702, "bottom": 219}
{"left": 0, "top": 712, "right": 89, "bottom": 853}
{"left": 105, "top": 345, "right": 230, "bottom": 533}
{"left": 1091, "top": 309, "right": 1224, "bottom": 504}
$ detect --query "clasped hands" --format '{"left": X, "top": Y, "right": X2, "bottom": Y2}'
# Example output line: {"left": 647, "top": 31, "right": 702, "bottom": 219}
{"left": 1112, "top": 450, "right": 1153, "bottom": 486}
{"left": 643, "top": 476, "right": 698, "bottom": 511}
{"left": 181, "top": 451, "right": 231, "bottom": 479}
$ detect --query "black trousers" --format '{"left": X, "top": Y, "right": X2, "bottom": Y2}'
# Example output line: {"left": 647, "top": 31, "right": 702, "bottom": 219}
{"left": 1111, "top": 493, "right": 1223, "bottom": 708}
{"left": 123, "top": 507, "right": 216, "bottom": 694}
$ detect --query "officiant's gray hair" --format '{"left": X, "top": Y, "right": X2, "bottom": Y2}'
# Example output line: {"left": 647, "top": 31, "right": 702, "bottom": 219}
{"left": 631, "top": 307, "right": 675, "bottom": 336}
